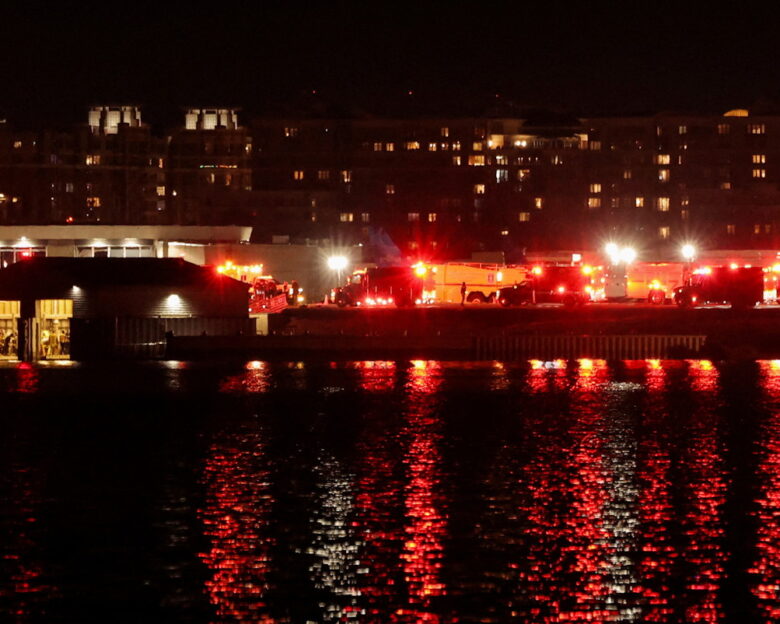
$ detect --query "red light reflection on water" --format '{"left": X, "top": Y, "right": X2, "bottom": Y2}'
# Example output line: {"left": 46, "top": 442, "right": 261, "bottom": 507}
{"left": 218, "top": 361, "right": 271, "bottom": 393}
{"left": 355, "top": 361, "right": 397, "bottom": 393}
{"left": 749, "top": 361, "right": 780, "bottom": 619}
{"left": 680, "top": 360, "right": 726, "bottom": 623}
{"left": 397, "top": 361, "right": 446, "bottom": 621}
{"left": 14, "top": 362, "right": 39, "bottom": 393}
{"left": 198, "top": 436, "right": 274, "bottom": 621}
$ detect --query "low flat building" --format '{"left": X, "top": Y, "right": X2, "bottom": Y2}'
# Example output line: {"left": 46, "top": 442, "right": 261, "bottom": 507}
{"left": 0, "top": 257, "right": 252, "bottom": 361}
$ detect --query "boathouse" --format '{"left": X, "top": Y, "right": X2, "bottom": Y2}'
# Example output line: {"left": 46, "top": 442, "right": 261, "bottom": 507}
{"left": 0, "top": 257, "right": 252, "bottom": 361}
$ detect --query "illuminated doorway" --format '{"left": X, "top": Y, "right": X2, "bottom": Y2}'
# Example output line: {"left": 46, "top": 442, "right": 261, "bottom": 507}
{"left": 0, "top": 301, "right": 20, "bottom": 360}
{"left": 36, "top": 299, "right": 73, "bottom": 360}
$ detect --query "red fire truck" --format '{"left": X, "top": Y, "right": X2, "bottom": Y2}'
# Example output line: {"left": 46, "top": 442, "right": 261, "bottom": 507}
{"left": 497, "top": 265, "right": 592, "bottom": 308}
{"left": 672, "top": 265, "right": 764, "bottom": 309}
{"left": 332, "top": 266, "right": 424, "bottom": 307}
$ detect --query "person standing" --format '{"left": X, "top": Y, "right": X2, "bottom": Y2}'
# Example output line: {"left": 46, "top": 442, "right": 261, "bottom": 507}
{"left": 460, "top": 281, "right": 467, "bottom": 306}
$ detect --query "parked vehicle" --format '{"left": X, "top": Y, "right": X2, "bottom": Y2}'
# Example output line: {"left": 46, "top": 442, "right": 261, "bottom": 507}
{"left": 672, "top": 266, "right": 764, "bottom": 309}
{"left": 497, "top": 265, "right": 590, "bottom": 308}
{"left": 332, "top": 266, "right": 423, "bottom": 307}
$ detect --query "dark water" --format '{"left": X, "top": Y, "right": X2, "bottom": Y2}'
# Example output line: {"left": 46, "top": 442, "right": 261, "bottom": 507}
{"left": 2, "top": 359, "right": 780, "bottom": 622}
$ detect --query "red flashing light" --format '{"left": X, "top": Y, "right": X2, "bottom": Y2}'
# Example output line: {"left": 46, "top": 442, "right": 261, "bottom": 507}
{"left": 532, "top": 266, "right": 543, "bottom": 276}
{"left": 20, "top": 250, "right": 32, "bottom": 258}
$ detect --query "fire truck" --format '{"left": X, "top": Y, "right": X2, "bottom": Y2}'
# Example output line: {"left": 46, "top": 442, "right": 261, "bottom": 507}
{"left": 216, "top": 261, "right": 296, "bottom": 313}
{"left": 332, "top": 266, "right": 423, "bottom": 307}
{"left": 593, "top": 262, "right": 687, "bottom": 304}
{"left": 422, "top": 262, "right": 528, "bottom": 304}
{"left": 497, "top": 265, "right": 592, "bottom": 308}
{"left": 672, "top": 265, "right": 764, "bottom": 309}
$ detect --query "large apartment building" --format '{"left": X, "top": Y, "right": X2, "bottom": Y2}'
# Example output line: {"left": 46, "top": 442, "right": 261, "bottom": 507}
{"left": 2, "top": 105, "right": 780, "bottom": 259}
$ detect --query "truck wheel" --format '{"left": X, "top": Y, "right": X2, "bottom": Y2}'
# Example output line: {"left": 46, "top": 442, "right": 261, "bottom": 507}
{"left": 498, "top": 296, "right": 512, "bottom": 307}
{"left": 336, "top": 295, "right": 348, "bottom": 308}
{"left": 467, "top": 292, "right": 486, "bottom": 304}
{"left": 562, "top": 294, "right": 578, "bottom": 309}
{"left": 648, "top": 290, "right": 665, "bottom": 305}
{"left": 675, "top": 295, "right": 692, "bottom": 309}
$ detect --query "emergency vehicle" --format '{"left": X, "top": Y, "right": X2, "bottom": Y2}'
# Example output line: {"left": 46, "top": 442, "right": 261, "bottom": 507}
{"left": 497, "top": 264, "right": 592, "bottom": 307}
{"left": 216, "top": 261, "right": 295, "bottom": 313}
{"left": 594, "top": 262, "right": 687, "bottom": 304}
{"left": 421, "top": 262, "right": 528, "bottom": 304}
{"left": 332, "top": 266, "right": 423, "bottom": 307}
{"left": 673, "top": 265, "right": 764, "bottom": 309}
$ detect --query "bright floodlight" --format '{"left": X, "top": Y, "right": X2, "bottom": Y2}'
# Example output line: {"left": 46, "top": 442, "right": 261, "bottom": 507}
{"left": 619, "top": 247, "right": 637, "bottom": 264}
{"left": 681, "top": 243, "right": 696, "bottom": 261}
{"left": 327, "top": 255, "right": 348, "bottom": 271}
{"left": 604, "top": 242, "right": 618, "bottom": 256}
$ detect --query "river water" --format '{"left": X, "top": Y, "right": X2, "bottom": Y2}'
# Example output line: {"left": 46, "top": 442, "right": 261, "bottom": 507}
{"left": 1, "top": 359, "right": 780, "bottom": 622}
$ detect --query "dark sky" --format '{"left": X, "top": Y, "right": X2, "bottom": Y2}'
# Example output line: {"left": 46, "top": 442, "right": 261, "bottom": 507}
{"left": 2, "top": 2, "right": 779, "bottom": 128}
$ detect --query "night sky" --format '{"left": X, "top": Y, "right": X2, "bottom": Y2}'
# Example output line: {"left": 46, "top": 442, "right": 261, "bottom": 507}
{"left": 2, "top": 2, "right": 779, "bottom": 129}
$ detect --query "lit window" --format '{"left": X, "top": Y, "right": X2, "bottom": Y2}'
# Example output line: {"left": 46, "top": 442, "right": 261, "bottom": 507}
{"left": 657, "top": 197, "right": 670, "bottom": 211}
{"left": 589, "top": 183, "right": 601, "bottom": 193}
{"left": 405, "top": 141, "right": 420, "bottom": 150}
{"left": 658, "top": 169, "right": 670, "bottom": 182}
{"left": 86, "top": 154, "right": 101, "bottom": 165}
{"left": 589, "top": 141, "right": 602, "bottom": 150}
{"left": 518, "top": 169, "right": 530, "bottom": 180}
{"left": 341, "top": 170, "right": 351, "bottom": 183}
{"left": 501, "top": 229, "right": 509, "bottom": 236}
{"left": 720, "top": 182, "right": 732, "bottom": 190}
{"left": 718, "top": 123, "right": 730, "bottom": 135}
{"left": 441, "top": 127, "right": 449, "bottom": 137}
{"left": 678, "top": 125, "right": 687, "bottom": 135}
{"left": 518, "top": 212, "right": 530, "bottom": 222}
{"left": 468, "top": 155, "right": 485, "bottom": 166}
{"left": 754, "top": 224, "right": 762, "bottom": 234}
{"left": 428, "top": 142, "right": 437, "bottom": 151}
{"left": 373, "top": 142, "right": 383, "bottom": 151}
{"left": 753, "top": 154, "right": 766, "bottom": 164}
{"left": 293, "top": 170, "right": 304, "bottom": 180}
{"left": 13, "top": 141, "right": 21, "bottom": 149}
{"left": 317, "top": 170, "right": 330, "bottom": 180}
{"left": 748, "top": 124, "right": 766, "bottom": 134}
{"left": 635, "top": 197, "right": 644, "bottom": 208}
{"left": 310, "top": 212, "right": 317, "bottom": 222}
{"left": 386, "top": 143, "right": 394, "bottom": 151}
{"left": 496, "top": 155, "right": 507, "bottom": 165}
{"left": 727, "top": 224, "right": 736, "bottom": 235}
{"left": 655, "top": 154, "right": 670, "bottom": 165}
{"left": 534, "top": 197, "right": 543, "bottom": 209}
{"left": 474, "top": 184, "right": 485, "bottom": 195}
{"left": 472, "top": 142, "right": 483, "bottom": 151}
{"left": 659, "top": 226, "right": 670, "bottom": 239}
{"left": 611, "top": 197, "right": 620, "bottom": 208}
{"left": 495, "top": 169, "right": 508, "bottom": 183}
{"left": 753, "top": 168, "right": 767, "bottom": 178}
{"left": 766, "top": 224, "right": 773, "bottom": 234}
{"left": 428, "top": 212, "right": 437, "bottom": 222}
{"left": 86, "top": 196, "right": 101, "bottom": 208}
{"left": 339, "top": 212, "right": 354, "bottom": 222}
{"left": 623, "top": 169, "right": 632, "bottom": 180}
{"left": 452, "top": 156, "right": 462, "bottom": 166}
{"left": 284, "top": 127, "right": 299, "bottom": 137}
{"left": 65, "top": 183, "right": 74, "bottom": 193}
{"left": 408, "top": 212, "right": 420, "bottom": 222}
{"left": 386, "top": 184, "right": 395, "bottom": 195}
{"left": 156, "top": 186, "right": 165, "bottom": 196}
{"left": 361, "top": 212, "right": 370, "bottom": 223}
{"left": 452, "top": 141, "right": 461, "bottom": 151}
{"left": 681, "top": 209, "right": 690, "bottom": 221}
{"left": 588, "top": 197, "right": 601, "bottom": 208}
{"left": 408, "top": 241, "right": 419, "bottom": 250}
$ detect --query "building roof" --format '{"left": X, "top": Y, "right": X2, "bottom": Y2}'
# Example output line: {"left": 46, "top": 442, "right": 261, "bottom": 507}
{"left": 0, "top": 257, "right": 248, "bottom": 294}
